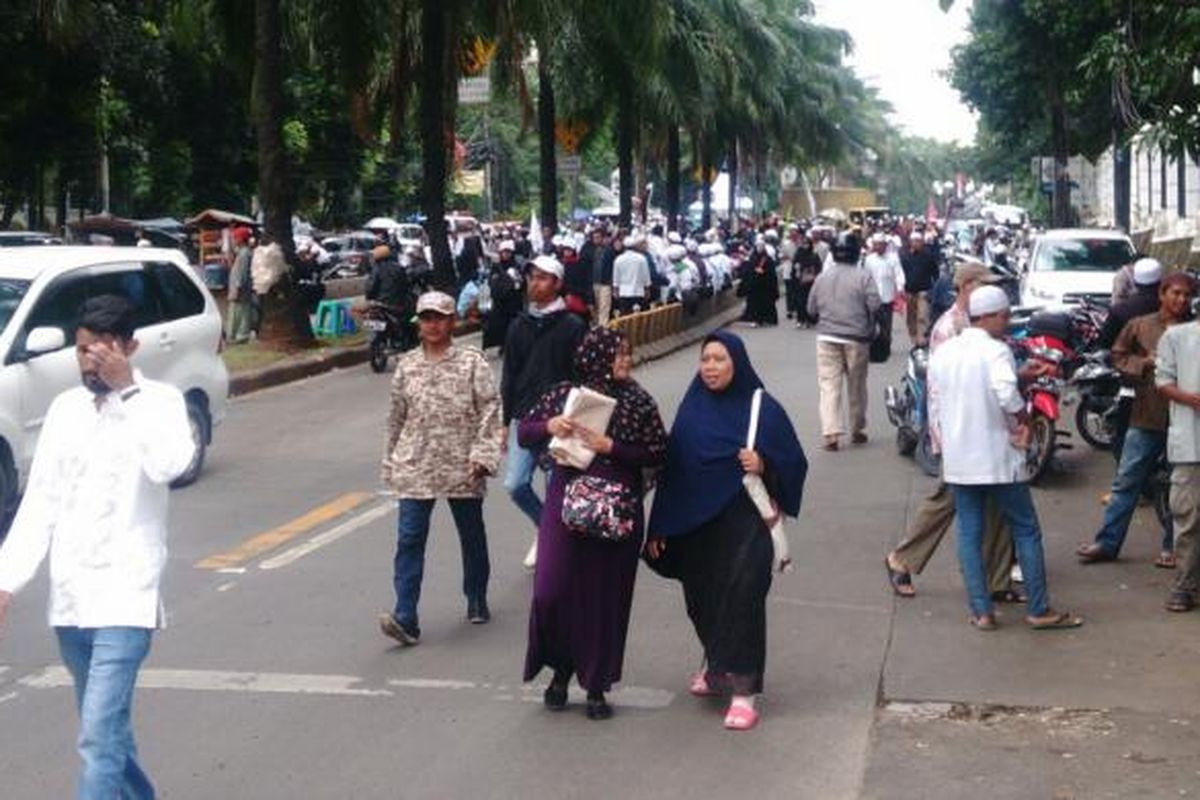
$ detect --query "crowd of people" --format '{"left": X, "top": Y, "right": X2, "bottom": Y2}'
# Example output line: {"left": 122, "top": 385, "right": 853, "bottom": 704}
{"left": 6, "top": 201, "right": 1200, "bottom": 796}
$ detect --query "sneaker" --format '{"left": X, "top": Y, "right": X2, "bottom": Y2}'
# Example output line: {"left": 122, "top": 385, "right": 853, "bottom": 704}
{"left": 523, "top": 539, "right": 538, "bottom": 570}
{"left": 467, "top": 598, "right": 491, "bottom": 624}
{"left": 379, "top": 613, "right": 420, "bottom": 646}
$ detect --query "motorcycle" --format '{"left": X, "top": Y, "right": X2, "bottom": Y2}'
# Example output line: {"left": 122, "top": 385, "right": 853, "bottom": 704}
{"left": 884, "top": 346, "right": 941, "bottom": 477}
{"left": 1067, "top": 350, "right": 1132, "bottom": 452}
{"left": 1011, "top": 311, "right": 1076, "bottom": 484}
{"left": 362, "top": 302, "right": 418, "bottom": 373}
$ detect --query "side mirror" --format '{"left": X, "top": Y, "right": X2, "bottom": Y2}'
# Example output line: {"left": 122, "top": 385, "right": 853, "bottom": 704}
{"left": 24, "top": 326, "right": 67, "bottom": 358}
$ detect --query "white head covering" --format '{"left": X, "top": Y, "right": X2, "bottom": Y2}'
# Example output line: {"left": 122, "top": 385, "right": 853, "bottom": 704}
{"left": 968, "top": 285, "right": 1010, "bottom": 317}
{"left": 498, "top": 239, "right": 515, "bottom": 252}
{"left": 530, "top": 254, "right": 564, "bottom": 280}
{"left": 667, "top": 231, "right": 683, "bottom": 244}
{"left": 685, "top": 239, "right": 698, "bottom": 253}
{"left": 666, "top": 244, "right": 687, "bottom": 261}
{"left": 1133, "top": 257, "right": 1164, "bottom": 286}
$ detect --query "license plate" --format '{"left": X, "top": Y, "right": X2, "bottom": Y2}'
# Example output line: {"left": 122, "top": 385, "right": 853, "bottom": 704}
{"left": 1118, "top": 386, "right": 1136, "bottom": 398}
{"left": 363, "top": 319, "right": 387, "bottom": 331}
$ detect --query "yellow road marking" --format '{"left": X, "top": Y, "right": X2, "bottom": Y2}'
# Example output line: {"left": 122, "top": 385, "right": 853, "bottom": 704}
{"left": 195, "top": 492, "right": 372, "bottom": 570}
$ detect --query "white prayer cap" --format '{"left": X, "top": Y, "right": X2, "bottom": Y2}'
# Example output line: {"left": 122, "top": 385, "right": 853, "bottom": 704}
{"left": 667, "top": 244, "right": 687, "bottom": 261}
{"left": 1133, "top": 257, "right": 1163, "bottom": 286}
{"left": 968, "top": 285, "right": 1010, "bottom": 317}
{"left": 530, "top": 254, "right": 564, "bottom": 280}
{"left": 498, "top": 239, "right": 515, "bottom": 252}
{"left": 685, "top": 239, "right": 698, "bottom": 253}
{"left": 667, "top": 231, "right": 683, "bottom": 244}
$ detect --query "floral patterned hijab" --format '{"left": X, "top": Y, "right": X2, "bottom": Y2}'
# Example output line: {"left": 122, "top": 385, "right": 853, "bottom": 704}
{"left": 525, "top": 327, "right": 667, "bottom": 460}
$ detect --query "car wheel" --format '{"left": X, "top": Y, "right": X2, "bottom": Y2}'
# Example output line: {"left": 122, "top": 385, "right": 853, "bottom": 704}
{"left": 172, "top": 401, "right": 209, "bottom": 488}
{"left": 0, "top": 448, "right": 17, "bottom": 543}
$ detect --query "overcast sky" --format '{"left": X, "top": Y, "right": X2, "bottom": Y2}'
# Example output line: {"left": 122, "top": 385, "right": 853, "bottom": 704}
{"left": 812, "top": 0, "right": 979, "bottom": 146}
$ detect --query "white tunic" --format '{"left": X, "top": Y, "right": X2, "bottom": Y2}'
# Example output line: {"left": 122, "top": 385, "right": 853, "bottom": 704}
{"left": 928, "top": 327, "right": 1027, "bottom": 485}
{"left": 863, "top": 252, "right": 906, "bottom": 303}
{"left": 612, "top": 250, "right": 651, "bottom": 299}
{"left": 0, "top": 377, "right": 195, "bottom": 628}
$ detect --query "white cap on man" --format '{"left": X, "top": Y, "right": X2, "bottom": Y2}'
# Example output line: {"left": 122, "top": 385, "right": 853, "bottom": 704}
{"left": 1133, "top": 257, "right": 1164, "bottom": 286}
{"left": 530, "top": 254, "right": 564, "bottom": 280}
{"left": 968, "top": 285, "right": 1011, "bottom": 317}
{"left": 498, "top": 239, "right": 515, "bottom": 253}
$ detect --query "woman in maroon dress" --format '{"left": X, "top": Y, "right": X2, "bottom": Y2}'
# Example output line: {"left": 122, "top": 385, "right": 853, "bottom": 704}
{"left": 519, "top": 327, "right": 667, "bottom": 720}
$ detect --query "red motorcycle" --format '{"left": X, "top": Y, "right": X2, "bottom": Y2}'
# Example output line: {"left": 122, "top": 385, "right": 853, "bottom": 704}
{"left": 1010, "top": 310, "right": 1077, "bottom": 483}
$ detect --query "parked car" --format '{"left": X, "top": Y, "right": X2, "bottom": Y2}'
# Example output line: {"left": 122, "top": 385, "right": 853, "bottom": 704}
{"left": 320, "top": 231, "right": 378, "bottom": 277}
{"left": 0, "top": 247, "right": 229, "bottom": 535}
{"left": 0, "top": 231, "right": 63, "bottom": 247}
{"left": 395, "top": 223, "right": 426, "bottom": 252}
{"left": 1021, "top": 228, "right": 1135, "bottom": 308}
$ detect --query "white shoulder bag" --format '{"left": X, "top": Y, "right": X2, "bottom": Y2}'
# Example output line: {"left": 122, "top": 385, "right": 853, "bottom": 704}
{"left": 744, "top": 389, "right": 793, "bottom": 573}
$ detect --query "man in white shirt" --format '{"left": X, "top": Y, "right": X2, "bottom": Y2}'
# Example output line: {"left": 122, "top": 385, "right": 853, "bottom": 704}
{"left": 863, "top": 234, "right": 905, "bottom": 353}
{"left": 1157, "top": 312, "right": 1200, "bottom": 612}
{"left": 0, "top": 295, "right": 195, "bottom": 799}
{"left": 929, "top": 286, "right": 1082, "bottom": 632}
{"left": 612, "top": 233, "right": 652, "bottom": 316}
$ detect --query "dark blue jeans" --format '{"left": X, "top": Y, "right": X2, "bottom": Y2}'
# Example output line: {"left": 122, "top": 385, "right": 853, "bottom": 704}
{"left": 55, "top": 626, "right": 155, "bottom": 800}
{"left": 952, "top": 483, "right": 1050, "bottom": 618}
{"left": 392, "top": 498, "right": 489, "bottom": 626}
{"left": 1094, "top": 427, "right": 1172, "bottom": 556}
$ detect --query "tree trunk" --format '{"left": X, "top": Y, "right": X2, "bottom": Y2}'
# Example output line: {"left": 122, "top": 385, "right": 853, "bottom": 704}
{"left": 727, "top": 138, "right": 739, "bottom": 231}
{"left": 701, "top": 158, "right": 713, "bottom": 232}
{"left": 1113, "top": 135, "right": 1131, "bottom": 233}
{"left": 537, "top": 58, "right": 557, "bottom": 234}
{"left": 665, "top": 125, "right": 680, "bottom": 232}
{"left": 1049, "top": 93, "right": 1071, "bottom": 227}
{"left": 616, "top": 88, "right": 635, "bottom": 229}
{"left": 420, "top": 0, "right": 455, "bottom": 291}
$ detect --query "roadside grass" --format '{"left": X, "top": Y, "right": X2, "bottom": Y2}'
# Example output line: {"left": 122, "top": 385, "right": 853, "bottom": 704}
{"left": 222, "top": 331, "right": 369, "bottom": 375}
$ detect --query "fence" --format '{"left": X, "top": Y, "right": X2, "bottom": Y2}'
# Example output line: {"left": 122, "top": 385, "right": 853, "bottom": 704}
{"left": 607, "top": 289, "right": 741, "bottom": 351}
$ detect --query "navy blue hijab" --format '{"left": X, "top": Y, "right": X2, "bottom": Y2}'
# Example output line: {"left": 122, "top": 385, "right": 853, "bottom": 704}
{"left": 648, "top": 330, "right": 808, "bottom": 539}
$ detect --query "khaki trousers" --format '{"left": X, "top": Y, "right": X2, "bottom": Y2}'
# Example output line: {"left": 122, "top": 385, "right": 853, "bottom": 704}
{"left": 1170, "top": 464, "right": 1200, "bottom": 594}
{"left": 905, "top": 291, "right": 930, "bottom": 345}
{"left": 593, "top": 284, "right": 612, "bottom": 325}
{"left": 816, "top": 340, "right": 869, "bottom": 437}
{"left": 893, "top": 480, "right": 1015, "bottom": 593}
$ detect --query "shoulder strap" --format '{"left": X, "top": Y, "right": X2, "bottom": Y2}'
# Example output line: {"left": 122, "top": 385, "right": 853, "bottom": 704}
{"left": 746, "top": 389, "right": 763, "bottom": 449}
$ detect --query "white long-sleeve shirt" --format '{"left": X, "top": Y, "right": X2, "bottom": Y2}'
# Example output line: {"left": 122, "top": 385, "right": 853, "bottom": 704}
{"left": 928, "top": 327, "right": 1027, "bottom": 485}
{"left": 612, "top": 250, "right": 651, "bottom": 299}
{"left": 863, "top": 252, "right": 905, "bottom": 303}
{"left": 0, "top": 376, "right": 195, "bottom": 628}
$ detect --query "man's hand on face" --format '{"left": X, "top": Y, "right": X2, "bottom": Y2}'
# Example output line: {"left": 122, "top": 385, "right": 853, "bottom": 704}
{"left": 88, "top": 342, "right": 136, "bottom": 393}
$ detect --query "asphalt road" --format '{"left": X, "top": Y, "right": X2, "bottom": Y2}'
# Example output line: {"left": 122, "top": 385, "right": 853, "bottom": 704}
{"left": 1, "top": 315, "right": 1196, "bottom": 799}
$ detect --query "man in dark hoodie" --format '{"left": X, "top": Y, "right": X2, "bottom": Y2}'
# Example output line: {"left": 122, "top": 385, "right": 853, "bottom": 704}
{"left": 501, "top": 254, "right": 587, "bottom": 568}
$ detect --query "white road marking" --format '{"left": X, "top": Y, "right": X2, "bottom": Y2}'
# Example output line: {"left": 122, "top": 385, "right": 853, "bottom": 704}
{"left": 770, "top": 596, "right": 891, "bottom": 615}
{"left": 259, "top": 501, "right": 392, "bottom": 570}
{"left": 217, "top": 568, "right": 247, "bottom": 575}
{"left": 15, "top": 666, "right": 676, "bottom": 709}
{"left": 20, "top": 667, "right": 391, "bottom": 697}
{"left": 216, "top": 582, "right": 237, "bottom": 593}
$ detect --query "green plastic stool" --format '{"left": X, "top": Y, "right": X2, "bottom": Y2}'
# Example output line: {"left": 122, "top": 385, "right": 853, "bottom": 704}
{"left": 312, "top": 300, "right": 346, "bottom": 337}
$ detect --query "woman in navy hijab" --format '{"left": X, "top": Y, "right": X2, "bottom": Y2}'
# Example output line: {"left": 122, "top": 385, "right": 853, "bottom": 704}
{"left": 646, "top": 330, "right": 807, "bottom": 731}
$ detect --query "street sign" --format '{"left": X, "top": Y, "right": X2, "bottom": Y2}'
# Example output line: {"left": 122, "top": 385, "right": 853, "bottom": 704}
{"left": 457, "top": 76, "right": 491, "bottom": 105}
{"left": 556, "top": 154, "right": 582, "bottom": 175}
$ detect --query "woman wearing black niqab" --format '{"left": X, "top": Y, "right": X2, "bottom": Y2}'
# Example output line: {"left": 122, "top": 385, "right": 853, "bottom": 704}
{"left": 646, "top": 330, "right": 807, "bottom": 731}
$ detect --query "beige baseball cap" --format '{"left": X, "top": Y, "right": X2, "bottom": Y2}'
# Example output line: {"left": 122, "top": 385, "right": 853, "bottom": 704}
{"left": 415, "top": 291, "right": 456, "bottom": 316}
{"left": 953, "top": 261, "right": 1001, "bottom": 289}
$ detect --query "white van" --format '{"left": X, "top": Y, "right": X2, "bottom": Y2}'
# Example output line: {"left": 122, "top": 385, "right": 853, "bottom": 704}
{"left": 1021, "top": 229, "right": 1136, "bottom": 308}
{"left": 0, "top": 247, "right": 229, "bottom": 532}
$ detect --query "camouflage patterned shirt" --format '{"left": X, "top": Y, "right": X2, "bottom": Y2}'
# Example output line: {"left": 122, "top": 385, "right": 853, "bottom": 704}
{"left": 381, "top": 345, "right": 503, "bottom": 498}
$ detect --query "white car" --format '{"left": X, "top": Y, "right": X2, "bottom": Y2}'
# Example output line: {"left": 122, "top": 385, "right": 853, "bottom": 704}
{"left": 0, "top": 247, "right": 229, "bottom": 531}
{"left": 1021, "top": 228, "right": 1136, "bottom": 308}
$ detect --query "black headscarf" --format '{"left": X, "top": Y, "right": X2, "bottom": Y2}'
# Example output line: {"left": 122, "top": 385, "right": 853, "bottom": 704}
{"left": 648, "top": 330, "right": 807, "bottom": 538}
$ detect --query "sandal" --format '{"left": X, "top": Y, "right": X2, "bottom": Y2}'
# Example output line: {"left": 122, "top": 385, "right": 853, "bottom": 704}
{"left": 1076, "top": 543, "right": 1116, "bottom": 564}
{"left": 968, "top": 613, "right": 998, "bottom": 631}
{"left": 1154, "top": 552, "right": 1177, "bottom": 570}
{"left": 884, "top": 558, "right": 916, "bottom": 598}
{"left": 990, "top": 589, "right": 1027, "bottom": 604}
{"left": 723, "top": 702, "right": 759, "bottom": 731}
{"left": 1027, "top": 610, "right": 1084, "bottom": 630}
{"left": 691, "top": 671, "right": 724, "bottom": 695}
{"left": 1165, "top": 591, "right": 1194, "bottom": 613}
{"left": 823, "top": 437, "right": 839, "bottom": 452}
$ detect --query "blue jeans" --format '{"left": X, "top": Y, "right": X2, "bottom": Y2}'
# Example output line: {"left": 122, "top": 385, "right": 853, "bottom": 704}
{"left": 392, "top": 498, "right": 490, "bottom": 626}
{"left": 952, "top": 483, "right": 1050, "bottom": 618}
{"left": 503, "top": 425, "right": 543, "bottom": 527}
{"left": 1094, "top": 427, "right": 1171, "bottom": 556}
{"left": 55, "top": 626, "right": 155, "bottom": 800}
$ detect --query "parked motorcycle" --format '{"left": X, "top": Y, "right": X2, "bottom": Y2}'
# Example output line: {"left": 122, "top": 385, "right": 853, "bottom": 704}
{"left": 363, "top": 302, "right": 417, "bottom": 373}
{"left": 885, "top": 346, "right": 940, "bottom": 477}
{"left": 1012, "top": 311, "right": 1076, "bottom": 483}
{"left": 1067, "top": 350, "right": 1132, "bottom": 451}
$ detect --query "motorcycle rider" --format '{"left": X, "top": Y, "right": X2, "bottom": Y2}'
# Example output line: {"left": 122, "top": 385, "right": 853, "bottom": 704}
{"left": 1076, "top": 271, "right": 1195, "bottom": 568}
{"left": 366, "top": 244, "right": 412, "bottom": 311}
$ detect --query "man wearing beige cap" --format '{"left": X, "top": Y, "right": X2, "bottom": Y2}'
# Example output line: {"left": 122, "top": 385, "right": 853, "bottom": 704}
{"left": 379, "top": 291, "right": 504, "bottom": 645}
{"left": 885, "top": 261, "right": 1018, "bottom": 600}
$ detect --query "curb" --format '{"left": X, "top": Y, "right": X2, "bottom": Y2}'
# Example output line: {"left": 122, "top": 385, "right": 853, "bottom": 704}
{"left": 229, "top": 301, "right": 742, "bottom": 397}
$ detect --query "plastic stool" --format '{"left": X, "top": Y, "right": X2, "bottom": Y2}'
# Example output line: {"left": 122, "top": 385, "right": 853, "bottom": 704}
{"left": 312, "top": 300, "right": 346, "bottom": 337}
{"left": 339, "top": 300, "right": 356, "bottom": 334}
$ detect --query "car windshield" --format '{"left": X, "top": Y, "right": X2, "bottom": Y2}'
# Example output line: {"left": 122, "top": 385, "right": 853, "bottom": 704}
{"left": 0, "top": 278, "right": 30, "bottom": 333}
{"left": 1035, "top": 238, "right": 1134, "bottom": 272}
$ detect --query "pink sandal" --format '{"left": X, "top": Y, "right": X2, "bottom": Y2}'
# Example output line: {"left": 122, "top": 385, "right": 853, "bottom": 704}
{"left": 723, "top": 702, "right": 759, "bottom": 731}
{"left": 689, "top": 671, "right": 722, "bottom": 697}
